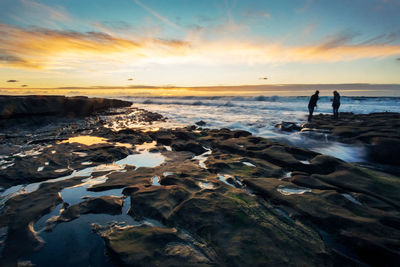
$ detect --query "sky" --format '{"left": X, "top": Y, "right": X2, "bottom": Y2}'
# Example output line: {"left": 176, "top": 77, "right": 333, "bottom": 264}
{"left": 0, "top": 0, "right": 400, "bottom": 95}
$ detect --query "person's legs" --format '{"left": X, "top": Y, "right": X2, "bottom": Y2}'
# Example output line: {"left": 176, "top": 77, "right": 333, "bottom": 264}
{"left": 308, "top": 106, "right": 314, "bottom": 121}
{"left": 333, "top": 104, "right": 340, "bottom": 119}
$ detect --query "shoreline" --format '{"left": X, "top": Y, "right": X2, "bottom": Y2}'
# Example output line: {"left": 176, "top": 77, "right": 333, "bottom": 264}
{"left": 0, "top": 95, "right": 399, "bottom": 266}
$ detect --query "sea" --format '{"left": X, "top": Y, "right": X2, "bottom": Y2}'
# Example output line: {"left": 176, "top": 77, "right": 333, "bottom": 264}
{"left": 116, "top": 95, "right": 400, "bottom": 163}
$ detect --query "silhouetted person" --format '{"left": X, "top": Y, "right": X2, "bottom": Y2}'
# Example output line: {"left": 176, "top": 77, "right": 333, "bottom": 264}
{"left": 308, "top": 90, "right": 319, "bottom": 122}
{"left": 332, "top": 90, "right": 340, "bottom": 119}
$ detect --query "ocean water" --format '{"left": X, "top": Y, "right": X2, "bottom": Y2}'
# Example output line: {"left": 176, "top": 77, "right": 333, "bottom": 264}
{"left": 117, "top": 96, "right": 400, "bottom": 163}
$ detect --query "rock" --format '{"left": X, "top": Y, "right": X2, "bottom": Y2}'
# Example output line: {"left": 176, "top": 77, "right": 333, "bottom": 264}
{"left": 232, "top": 130, "right": 252, "bottom": 138}
{"left": 368, "top": 137, "right": 400, "bottom": 165}
{"left": 58, "top": 196, "right": 124, "bottom": 222}
{"left": 171, "top": 141, "right": 206, "bottom": 155}
{"left": 1, "top": 117, "right": 400, "bottom": 266}
{"left": 275, "top": 122, "right": 302, "bottom": 132}
{"left": 0, "top": 95, "right": 131, "bottom": 120}
{"left": 297, "top": 112, "right": 400, "bottom": 166}
{"left": 195, "top": 120, "right": 206, "bottom": 126}
{"left": 0, "top": 177, "right": 84, "bottom": 266}
{"left": 95, "top": 225, "right": 214, "bottom": 266}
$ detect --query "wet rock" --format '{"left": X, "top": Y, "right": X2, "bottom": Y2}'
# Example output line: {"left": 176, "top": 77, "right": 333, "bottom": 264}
{"left": 0, "top": 95, "right": 131, "bottom": 120}
{"left": 57, "top": 196, "right": 123, "bottom": 222}
{"left": 0, "top": 177, "right": 83, "bottom": 266}
{"left": 129, "top": 186, "right": 191, "bottom": 222}
{"left": 368, "top": 137, "right": 400, "bottom": 165}
{"left": 171, "top": 141, "right": 206, "bottom": 155}
{"left": 275, "top": 122, "right": 302, "bottom": 132}
{"left": 232, "top": 130, "right": 252, "bottom": 138}
{"left": 1, "top": 113, "right": 400, "bottom": 266}
{"left": 299, "top": 112, "right": 400, "bottom": 166}
{"left": 195, "top": 120, "right": 206, "bottom": 126}
{"left": 95, "top": 225, "right": 214, "bottom": 267}
{"left": 166, "top": 191, "right": 332, "bottom": 266}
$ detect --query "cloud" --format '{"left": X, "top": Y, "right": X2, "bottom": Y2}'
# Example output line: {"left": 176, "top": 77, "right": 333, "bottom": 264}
{"left": 1, "top": 24, "right": 400, "bottom": 72}
{"left": 7, "top": 80, "right": 19, "bottom": 82}
{"left": 0, "top": 24, "right": 189, "bottom": 69}
{"left": 397, "top": 57, "right": 400, "bottom": 61}
{"left": 133, "top": 0, "right": 180, "bottom": 29}
{"left": 21, "top": 84, "right": 28, "bottom": 87}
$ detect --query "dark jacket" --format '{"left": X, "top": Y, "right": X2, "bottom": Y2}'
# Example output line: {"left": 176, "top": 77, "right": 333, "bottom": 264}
{"left": 308, "top": 94, "right": 319, "bottom": 108}
{"left": 332, "top": 93, "right": 340, "bottom": 107}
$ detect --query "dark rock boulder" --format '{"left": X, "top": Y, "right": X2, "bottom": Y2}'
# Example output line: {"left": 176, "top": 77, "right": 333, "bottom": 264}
{"left": 58, "top": 196, "right": 124, "bottom": 222}
{"left": 95, "top": 225, "right": 214, "bottom": 266}
{"left": 195, "top": 120, "right": 206, "bottom": 126}
{"left": 275, "top": 122, "right": 302, "bottom": 132}
{"left": 0, "top": 95, "right": 132, "bottom": 119}
{"left": 368, "top": 137, "right": 400, "bottom": 165}
{"left": 171, "top": 141, "right": 206, "bottom": 155}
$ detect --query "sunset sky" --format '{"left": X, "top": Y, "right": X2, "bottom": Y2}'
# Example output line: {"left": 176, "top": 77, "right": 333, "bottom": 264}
{"left": 1, "top": 0, "right": 400, "bottom": 94}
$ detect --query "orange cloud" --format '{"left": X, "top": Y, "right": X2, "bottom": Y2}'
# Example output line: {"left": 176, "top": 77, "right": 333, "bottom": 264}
{"left": 0, "top": 24, "right": 189, "bottom": 70}
{"left": 1, "top": 24, "right": 400, "bottom": 71}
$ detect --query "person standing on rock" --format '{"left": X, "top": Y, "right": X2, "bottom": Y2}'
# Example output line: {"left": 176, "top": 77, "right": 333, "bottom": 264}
{"left": 332, "top": 90, "right": 340, "bottom": 119}
{"left": 308, "top": 90, "right": 319, "bottom": 122}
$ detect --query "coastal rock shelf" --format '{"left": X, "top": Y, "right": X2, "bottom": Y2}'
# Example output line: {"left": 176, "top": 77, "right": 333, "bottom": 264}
{"left": 278, "top": 112, "right": 400, "bottom": 168}
{"left": 0, "top": 95, "right": 131, "bottom": 119}
{"left": 0, "top": 97, "right": 399, "bottom": 266}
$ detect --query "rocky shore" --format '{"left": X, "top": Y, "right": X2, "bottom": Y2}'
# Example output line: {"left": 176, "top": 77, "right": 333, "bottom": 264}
{"left": 277, "top": 112, "right": 400, "bottom": 168}
{"left": 0, "top": 96, "right": 399, "bottom": 266}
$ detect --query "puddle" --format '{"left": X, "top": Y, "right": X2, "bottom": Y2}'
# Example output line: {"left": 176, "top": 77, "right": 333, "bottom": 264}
{"left": 242, "top": 161, "right": 256, "bottom": 167}
{"left": 115, "top": 142, "right": 133, "bottom": 149}
{"left": 59, "top": 136, "right": 109, "bottom": 146}
{"left": 0, "top": 143, "right": 165, "bottom": 202}
{"left": 115, "top": 152, "right": 164, "bottom": 169}
{"left": 285, "top": 172, "right": 292, "bottom": 178}
{"left": 151, "top": 176, "right": 160, "bottom": 186}
{"left": 342, "top": 193, "right": 362, "bottom": 205}
{"left": 34, "top": 203, "right": 64, "bottom": 232}
{"left": 198, "top": 182, "right": 216, "bottom": 189}
{"left": 163, "top": 172, "right": 174, "bottom": 176}
{"left": 26, "top": 198, "right": 136, "bottom": 267}
{"left": 299, "top": 160, "right": 310, "bottom": 165}
{"left": 193, "top": 148, "right": 212, "bottom": 169}
{"left": 164, "top": 146, "right": 172, "bottom": 151}
{"left": 60, "top": 181, "right": 122, "bottom": 207}
{"left": 81, "top": 161, "right": 93, "bottom": 165}
{"left": 37, "top": 166, "right": 44, "bottom": 172}
{"left": 277, "top": 186, "right": 312, "bottom": 195}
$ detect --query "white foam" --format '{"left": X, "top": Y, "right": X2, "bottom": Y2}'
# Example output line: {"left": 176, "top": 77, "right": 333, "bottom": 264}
{"left": 119, "top": 96, "right": 400, "bottom": 163}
